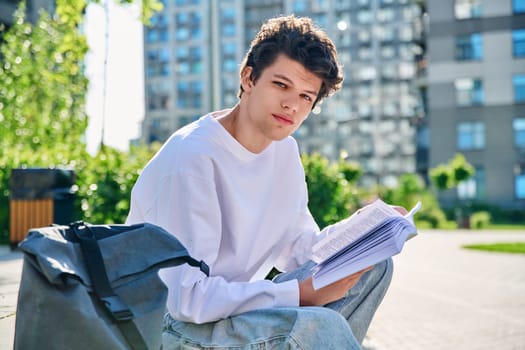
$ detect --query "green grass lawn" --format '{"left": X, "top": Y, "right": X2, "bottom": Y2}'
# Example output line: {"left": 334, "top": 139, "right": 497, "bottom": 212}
{"left": 485, "top": 224, "right": 525, "bottom": 230}
{"left": 462, "top": 242, "right": 525, "bottom": 254}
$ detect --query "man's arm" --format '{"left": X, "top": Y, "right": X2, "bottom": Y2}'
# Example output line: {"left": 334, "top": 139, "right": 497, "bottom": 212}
{"left": 131, "top": 158, "right": 303, "bottom": 324}
{"left": 298, "top": 266, "right": 373, "bottom": 306}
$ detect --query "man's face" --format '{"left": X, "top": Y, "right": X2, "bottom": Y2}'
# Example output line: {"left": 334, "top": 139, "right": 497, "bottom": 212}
{"left": 240, "top": 54, "right": 322, "bottom": 146}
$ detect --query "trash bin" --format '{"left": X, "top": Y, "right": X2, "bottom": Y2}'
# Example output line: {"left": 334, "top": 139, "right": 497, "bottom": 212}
{"left": 9, "top": 168, "right": 76, "bottom": 247}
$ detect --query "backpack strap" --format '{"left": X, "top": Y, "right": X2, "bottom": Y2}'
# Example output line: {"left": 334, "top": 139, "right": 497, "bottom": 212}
{"left": 71, "top": 222, "right": 148, "bottom": 350}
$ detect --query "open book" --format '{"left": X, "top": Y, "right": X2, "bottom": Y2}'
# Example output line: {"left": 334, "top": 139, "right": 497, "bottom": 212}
{"left": 310, "top": 199, "right": 422, "bottom": 289}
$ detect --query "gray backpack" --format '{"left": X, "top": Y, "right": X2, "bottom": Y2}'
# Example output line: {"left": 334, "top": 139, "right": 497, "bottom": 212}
{"left": 14, "top": 221, "right": 209, "bottom": 350}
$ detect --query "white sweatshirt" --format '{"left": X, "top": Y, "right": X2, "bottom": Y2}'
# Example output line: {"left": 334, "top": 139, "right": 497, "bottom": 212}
{"left": 126, "top": 113, "right": 326, "bottom": 324}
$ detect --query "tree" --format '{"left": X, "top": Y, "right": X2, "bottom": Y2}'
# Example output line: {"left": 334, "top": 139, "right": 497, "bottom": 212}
{"left": 429, "top": 153, "right": 475, "bottom": 191}
{"left": 429, "top": 153, "right": 476, "bottom": 228}
{"left": 0, "top": 0, "right": 89, "bottom": 155}
{"left": 301, "top": 153, "right": 363, "bottom": 227}
{"left": 0, "top": 0, "right": 163, "bottom": 243}
{"left": 0, "top": 0, "right": 163, "bottom": 155}
{"left": 380, "top": 174, "right": 447, "bottom": 228}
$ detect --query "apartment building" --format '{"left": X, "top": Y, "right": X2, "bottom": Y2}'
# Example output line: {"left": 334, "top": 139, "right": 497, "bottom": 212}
{"left": 143, "top": 0, "right": 244, "bottom": 142}
{"left": 426, "top": 0, "right": 525, "bottom": 209}
{"left": 286, "top": 0, "right": 427, "bottom": 188}
{"left": 142, "top": 0, "right": 427, "bottom": 188}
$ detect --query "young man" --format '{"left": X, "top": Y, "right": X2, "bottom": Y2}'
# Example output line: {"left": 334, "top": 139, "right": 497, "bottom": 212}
{"left": 127, "top": 15, "right": 394, "bottom": 349}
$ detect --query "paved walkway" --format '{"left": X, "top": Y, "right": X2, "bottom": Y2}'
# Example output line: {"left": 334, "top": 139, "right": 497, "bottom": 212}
{"left": 1, "top": 230, "right": 525, "bottom": 349}
{"left": 363, "top": 230, "right": 525, "bottom": 350}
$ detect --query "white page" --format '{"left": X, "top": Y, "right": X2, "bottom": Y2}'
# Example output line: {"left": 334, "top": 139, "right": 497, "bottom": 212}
{"left": 312, "top": 221, "right": 413, "bottom": 289}
{"left": 310, "top": 201, "right": 421, "bottom": 289}
{"left": 312, "top": 199, "right": 401, "bottom": 263}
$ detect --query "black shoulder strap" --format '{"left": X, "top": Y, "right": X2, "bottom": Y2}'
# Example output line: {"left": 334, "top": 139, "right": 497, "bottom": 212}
{"left": 71, "top": 222, "right": 149, "bottom": 350}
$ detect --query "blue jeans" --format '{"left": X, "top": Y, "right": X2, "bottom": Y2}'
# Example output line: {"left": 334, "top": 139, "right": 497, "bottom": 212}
{"left": 163, "top": 258, "right": 393, "bottom": 349}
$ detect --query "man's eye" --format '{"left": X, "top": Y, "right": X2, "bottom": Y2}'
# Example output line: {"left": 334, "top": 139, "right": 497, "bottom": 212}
{"left": 302, "top": 94, "right": 312, "bottom": 102}
{"left": 274, "top": 81, "right": 286, "bottom": 88}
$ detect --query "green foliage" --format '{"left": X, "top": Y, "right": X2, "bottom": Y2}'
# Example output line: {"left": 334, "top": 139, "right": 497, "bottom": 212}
{"left": 0, "top": 0, "right": 89, "bottom": 156}
{"left": 429, "top": 153, "right": 475, "bottom": 191}
{"left": 0, "top": 0, "right": 164, "bottom": 244}
{"left": 450, "top": 153, "right": 475, "bottom": 183}
{"left": 0, "top": 144, "right": 88, "bottom": 243}
{"left": 336, "top": 158, "right": 362, "bottom": 184}
{"left": 301, "top": 153, "right": 363, "bottom": 227}
{"left": 302, "top": 155, "right": 450, "bottom": 229}
{"left": 463, "top": 242, "right": 525, "bottom": 255}
{"left": 0, "top": 143, "right": 159, "bottom": 243}
{"left": 470, "top": 211, "right": 491, "bottom": 229}
{"left": 429, "top": 164, "right": 452, "bottom": 191}
{"left": 76, "top": 144, "right": 160, "bottom": 223}
{"left": 380, "top": 174, "right": 448, "bottom": 228}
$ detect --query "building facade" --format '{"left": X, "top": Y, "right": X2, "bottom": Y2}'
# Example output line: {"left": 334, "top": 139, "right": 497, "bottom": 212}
{"left": 0, "top": 0, "right": 55, "bottom": 30}
{"left": 142, "top": 0, "right": 427, "bottom": 189}
{"left": 426, "top": 0, "right": 525, "bottom": 209}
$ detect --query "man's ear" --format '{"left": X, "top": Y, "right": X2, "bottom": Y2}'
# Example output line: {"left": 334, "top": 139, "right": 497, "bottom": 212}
{"left": 240, "top": 66, "right": 254, "bottom": 92}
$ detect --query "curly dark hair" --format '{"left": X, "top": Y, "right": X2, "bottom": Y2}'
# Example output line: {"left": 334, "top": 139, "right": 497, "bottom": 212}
{"left": 238, "top": 15, "right": 343, "bottom": 108}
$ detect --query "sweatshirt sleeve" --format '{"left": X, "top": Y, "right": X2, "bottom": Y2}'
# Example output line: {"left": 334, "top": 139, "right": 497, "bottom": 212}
{"left": 273, "top": 177, "right": 326, "bottom": 273}
{"left": 128, "top": 157, "right": 300, "bottom": 324}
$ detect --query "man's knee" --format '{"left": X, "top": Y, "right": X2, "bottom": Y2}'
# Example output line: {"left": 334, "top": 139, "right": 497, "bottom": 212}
{"left": 291, "top": 307, "right": 360, "bottom": 348}
{"left": 378, "top": 257, "right": 394, "bottom": 279}
{"left": 370, "top": 258, "right": 394, "bottom": 286}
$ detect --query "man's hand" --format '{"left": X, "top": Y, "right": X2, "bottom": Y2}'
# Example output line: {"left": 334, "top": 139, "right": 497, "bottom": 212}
{"left": 298, "top": 266, "right": 373, "bottom": 306}
{"left": 354, "top": 203, "right": 408, "bottom": 217}
{"left": 390, "top": 205, "right": 408, "bottom": 215}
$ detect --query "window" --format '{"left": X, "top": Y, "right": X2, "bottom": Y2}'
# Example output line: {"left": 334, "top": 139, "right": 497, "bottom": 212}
{"left": 146, "top": 49, "right": 170, "bottom": 77}
{"left": 516, "top": 164, "right": 525, "bottom": 199}
{"left": 292, "top": 0, "right": 309, "bottom": 13}
{"left": 223, "top": 42, "right": 236, "bottom": 56}
{"left": 176, "top": 0, "right": 190, "bottom": 4}
{"left": 514, "top": 118, "right": 525, "bottom": 147}
{"left": 514, "top": 74, "right": 525, "bottom": 103}
{"left": 221, "top": 7, "right": 235, "bottom": 21}
{"left": 457, "top": 121, "right": 485, "bottom": 150}
{"left": 512, "top": 29, "right": 525, "bottom": 57}
{"left": 455, "top": 78, "right": 484, "bottom": 106}
{"left": 513, "top": 0, "right": 525, "bottom": 13}
{"left": 398, "top": 25, "right": 413, "bottom": 42}
{"left": 147, "top": 82, "right": 171, "bottom": 111}
{"left": 223, "top": 58, "right": 237, "bottom": 72}
{"left": 458, "top": 167, "right": 485, "bottom": 199}
{"left": 377, "top": 26, "right": 395, "bottom": 42}
{"left": 455, "top": 0, "right": 482, "bottom": 19}
{"left": 381, "top": 45, "right": 396, "bottom": 59}
{"left": 455, "top": 33, "right": 483, "bottom": 60}
{"left": 178, "top": 116, "right": 196, "bottom": 129}
{"left": 222, "top": 23, "right": 235, "bottom": 37}
{"left": 175, "top": 46, "right": 189, "bottom": 60}
{"left": 175, "top": 12, "right": 202, "bottom": 41}
{"left": 176, "top": 46, "right": 201, "bottom": 75}
{"left": 377, "top": 8, "right": 395, "bottom": 22}
{"left": 357, "top": 10, "right": 373, "bottom": 24}
{"left": 399, "top": 63, "right": 416, "bottom": 80}
{"left": 177, "top": 81, "right": 202, "bottom": 108}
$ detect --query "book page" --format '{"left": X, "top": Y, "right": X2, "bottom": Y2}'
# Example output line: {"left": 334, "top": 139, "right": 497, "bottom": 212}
{"left": 312, "top": 199, "right": 400, "bottom": 263}
{"left": 310, "top": 200, "right": 422, "bottom": 289}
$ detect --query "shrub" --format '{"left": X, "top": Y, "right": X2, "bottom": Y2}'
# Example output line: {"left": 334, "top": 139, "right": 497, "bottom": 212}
{"left": 470, "top": 211, "right": 491, "bottom": 229}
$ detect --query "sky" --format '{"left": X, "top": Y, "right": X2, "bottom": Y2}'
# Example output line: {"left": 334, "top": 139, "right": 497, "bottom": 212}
{"left": 84, "top": 1, "right": 144, "bottom": 154}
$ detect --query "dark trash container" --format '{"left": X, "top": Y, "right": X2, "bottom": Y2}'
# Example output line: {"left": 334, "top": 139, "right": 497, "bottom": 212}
{"left": 9, "top": 168, "right": 76, "bottom": 248}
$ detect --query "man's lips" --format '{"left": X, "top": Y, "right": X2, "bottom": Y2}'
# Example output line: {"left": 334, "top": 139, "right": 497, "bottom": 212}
{"left": 272, "top": 114, "right": 294, "bottom": 125}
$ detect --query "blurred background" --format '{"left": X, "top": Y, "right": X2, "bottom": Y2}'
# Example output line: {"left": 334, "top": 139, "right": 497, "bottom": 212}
{"left": 0, "top": 0, "right": 524, "bottom": 245}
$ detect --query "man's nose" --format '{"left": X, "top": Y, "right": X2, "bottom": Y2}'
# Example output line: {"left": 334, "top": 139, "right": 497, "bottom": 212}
{"left": 280, "top": 95, "right": 299, "bottom": 113}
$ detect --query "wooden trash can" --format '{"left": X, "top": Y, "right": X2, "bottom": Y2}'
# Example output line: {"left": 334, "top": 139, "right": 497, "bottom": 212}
{"left": 9, "top": 168, "right": 75, "bottom": 248}
{"left": 9, "top": 198, "right": 54, "bottom": 247}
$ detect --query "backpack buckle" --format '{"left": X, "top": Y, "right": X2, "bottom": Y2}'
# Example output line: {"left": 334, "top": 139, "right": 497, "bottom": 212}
{"left": 101, "top": 295, "right": 134, "bottom": 322}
